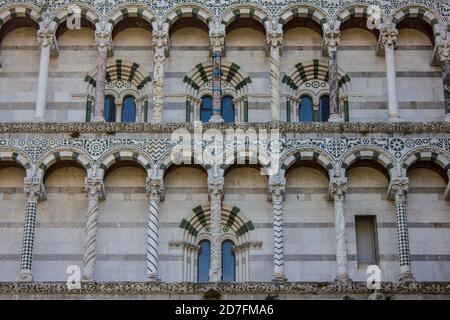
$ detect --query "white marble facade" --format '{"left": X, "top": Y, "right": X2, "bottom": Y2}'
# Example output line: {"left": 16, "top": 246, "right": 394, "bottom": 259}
{"left": 0, "top": 0, "right": 449, "bottom": 299}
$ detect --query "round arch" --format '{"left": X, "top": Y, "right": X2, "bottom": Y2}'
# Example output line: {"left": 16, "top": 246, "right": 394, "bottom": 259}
{"left": 400, "top": 148, "right": 450, "bottom": 179}
{"left": 0, "top": 4, "right": 42, "bottom": 27}
{"left": 0, "top": 147, "right": 33, "bottom": 178}
{"left": 157, "top": 147, "right": 213, "bottom": 176}
{"left": 51, "top": 4, "right": 99, "bottom": 33}
{"left": 279, "top": 147, "right": 336, "bottom": 178}
{"left": 278, "top": 4, "right": 329, "bottom": 30}
{"left": 220, "top": 4, "right": 271, "bottom": 34}
{"left": 338, "top": 147, "right": 398, "bottom": 180}
{"left": 161, "top": 3, "right": 214, "bottom": 34}
{"left": 35, "top": 148, "right": 94, "bottom": 183}
{"left": 390, "top": 4, "right": 443, "bottom": 39}
{"left": 96, "top": 147, "right": 153, "bottom": 179}
{"left": 107, "top": 4, "right": 158, "bottom": 32}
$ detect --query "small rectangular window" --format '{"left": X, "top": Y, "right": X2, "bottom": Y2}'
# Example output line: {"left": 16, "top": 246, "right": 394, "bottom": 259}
{"left": 355, "top": 215, "right": 379, "bottom": 266}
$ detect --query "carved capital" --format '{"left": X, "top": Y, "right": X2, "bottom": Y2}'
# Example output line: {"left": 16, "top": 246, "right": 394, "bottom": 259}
{"left": 37, "top": 25, "right": 56, "bottom": 49}
{"left": 94, "top": 30, "right": 112, "bottom": 53}
{"left": 268, "top": 175, "right": 286, "bottom": 201}
{"left": 380, "top": 26, "right": 398, "bottom": 49}
{"left": 209, "top": 19, "right": 226, "bottom": 53}
{"left": 438, "top": 39, "right": 450, "bottom": 63}
{"left": 329, "top": 177, "right": 348, "bottom": 201}
{"left": 24, "top": 181, "right": 45, "bottom": 203}
{"left": 152, "top": 30, "right": 169, "bottom": 62}
{"left": 323, "top": 23, "right": 340, "bottom": 53}
{"left": 146, "top": 177, "right": 165, "bottom": 201}
{"left": 207, "top": 177, "right": 224, "bottom": 197}
{"left": 389, "top": 178, "right": 409, "bottom": 202}
{"left": 85, "top": 178, "right": 105, "bottom": 201}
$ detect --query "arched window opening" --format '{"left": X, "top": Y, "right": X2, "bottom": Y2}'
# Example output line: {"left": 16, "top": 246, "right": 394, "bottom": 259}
{"left": 221, "top": 240, "right": 236, "bottom": 282}
{"left": 197, "top": 240, "right": 211, "bottom": 282}
{"left": 121, "top": 95, "right": 136, "bottom": 122}
{"left": 221, "top": 96, "right": 235, "bottom": 123}
{"left": 104, "top": 95, "right": 116, "bottom": 122}
{"left": 319, "top": 95, "right": 330, "bottom": 122}
{"left": 200, "top": 96, "right": 213, "bottom": 123}
{"left": 299, "top": 95, "right": 313, "bottom": 122}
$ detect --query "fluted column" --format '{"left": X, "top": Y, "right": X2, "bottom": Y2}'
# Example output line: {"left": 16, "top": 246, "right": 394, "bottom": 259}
{"left": 93, "top": 23, "right": 112, "bottom": 122}
{"left": 267, "top": 29, "right": 283, "bottom": 121}
{"left": 35, "top": 23, "right": 56, "bottom": 122}
{"left": 390, "top": 178, "right": 414, "bottom": 282}
{"left": 82, "top": 178, "right": 104, "bottom": 281}
{"left": 268, "top": 175, "right": 287, "bottom": 281}
{"left": 209, "top": 21, "right": 225, "bottom": 123}
{"left": 324, "top": 23, "right": 342, "bottom": 122}
{"left": 17, "top": 180, "right": 45, "bottom": 281}
{"left": 329, "top": 178, "right": 351, "bottom": 283}
{"left": 380, "top": 25, "right": 400, "bottom": 122}
{"left": 207, "top": 168, "right": 224, "bottom": 282}
{"left": 152, "top": 30, "right": 169, "bottom": 123}
{"left": 438, "top": 39, "right": 450, "bottom": 122}
{"left": 146, "top": 177, "right": 165, "bottom": 281}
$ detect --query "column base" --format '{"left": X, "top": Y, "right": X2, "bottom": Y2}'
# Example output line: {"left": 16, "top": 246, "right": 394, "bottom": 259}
{"left": 209, "top": 114, "right": 224, "bottom": 123}
{"left": 388, "top": 114, "right": 401, "bottom": 122}
{"left": 92, "top": 116, "right": 105, "bottom": 123}
{"left": 328, "top": 114, "right": 343, "bottom": 123}
{"left": 17, "top": 270, "right": 33, "bottom": 282}
{"left": 272, "top": 274, "right": 287, "bottom": 282}
{"left": 147, "top": 273, "right": 160, "bottom": 282}
{"left": 335, "top": 274, "right": 352, "bottom": 284}
{"left": 445, "top": 114, "right": 450, "bottom": 122}
{"left": 399, "top": 272, "right": 415, "bottom": 283}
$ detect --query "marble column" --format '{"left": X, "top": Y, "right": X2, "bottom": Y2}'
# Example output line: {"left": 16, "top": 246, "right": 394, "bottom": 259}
{"left": 207, "top": 168, "right": 224, "bottom": 282}
{"left": 380, "top": 26, "right": 400, "bottom": 122}
{"left": 324, "top": 24, "right": 342, "bottom": 122}
{"left": 209, "top": 22, "right": 225, "bottom": 123}
{"left": 152, "top": 30, "right": 169, "bottom": 123}
{"left": 82, "top": 178, "right": 104, "bottom": 281}
{"left": 35, "top": 25, "right": 56, "bottom": 122}
{"left": 267, "top": 29, "right": 283, "bottom": 121}
{"left": 329, "top": 178, "right": 351, "bottom": 283}
{"left": 93, "top": 24, "right": 112, "bottom": 122}
{"left": 390, "top": 178, "right": 414, "bottom": 282}
{"left": 438, "top": 39, "right": 450, "bottom": 122}
{"left": 145, "top": 177, "right": 164, "bottom": 281}
{"left": 17, "top": 181, "right": 45, "bottom": 281}
{"left": 268, "top": 175, "right": 287, "bottom": 281}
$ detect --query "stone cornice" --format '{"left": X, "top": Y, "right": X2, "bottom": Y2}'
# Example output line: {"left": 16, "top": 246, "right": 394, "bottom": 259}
{"left": 0, "top": 282, "right": 449, "bottom": 296}
{"left": 0, "top": 122, "right": 449, "bottom": 134}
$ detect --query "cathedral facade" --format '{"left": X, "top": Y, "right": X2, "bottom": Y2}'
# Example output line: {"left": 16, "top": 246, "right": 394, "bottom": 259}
{"left": 0, "top": 0, "right": 450, "bottom": 299}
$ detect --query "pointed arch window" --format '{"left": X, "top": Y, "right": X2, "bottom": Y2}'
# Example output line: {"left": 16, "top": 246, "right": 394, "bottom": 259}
{"left": 319, "top": 95, "right": 330, "bottom": 122}
{"left": 197, "top": 240, "right": 211, "bottom": 282}
{"left": 221, "top": 240, "right": 236, "bottom": 282}
{"left": 299, "top": 95, "right": 313, "bottom": 122}
{"left": 121, "top": 95, "right": 136, "bottom": 122}
{"left": 200, "top": 96, "right": 213, "bottom": 123}
{"left": 104, "top": 95, "right": 116, "bottom": 122}
{"left": 221, "top": 96, "right": 235, "bottom": 123}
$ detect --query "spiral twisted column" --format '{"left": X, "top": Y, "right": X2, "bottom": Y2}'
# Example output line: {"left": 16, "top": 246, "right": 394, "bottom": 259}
{"left": 269, "top": 175, "right": 287, "bottom": 281}
{"left": 17, "top": 180, "right": 45, "bottom": 282}
{"left": 267, "top": 29, "right": 283, "bottom": 121}
{"left": 146, "top": 177, "right": 165, "bottom": 281}
{"left": 82, "top": 178, "right": 104, "bottom": 281}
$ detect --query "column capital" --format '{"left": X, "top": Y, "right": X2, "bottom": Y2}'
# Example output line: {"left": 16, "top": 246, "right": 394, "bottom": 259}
{"left": 85, "top": 177, "right": 105, "bottom": 201}
{"left": 207, "top": 176, "right": 224, "bottom": 197}
{"left": 24, "top": 180, "right": 45, "bottom": 203}
{"left": 389, "top": 177, "right": 409, "bottom": 201}
{"left": 37, "top": 25, "right": 56, "bottom": 50}
{"left": 323, "top": 22, "right": 340, "bottom": 53}
{"left": 94, "top": 24, "right": 113, "bottom": 54}
{"left": 146, "top": 177, "right": 165, "bottom": 201}
{"left": 329, "top": 177, "right": 348, "bottom": 200}
{"left": 438, "top": 39, "right": 450, "bottom": 63}
{"left": 268, "top": 174, "right": 286, "bottom": 201}
{"left": 152, "top": 29, "right": 170, "bottom": 62}
{"left": 209, "top": 20, "right": 226, "bottom": 54}
{"left": 380, "top": 25, "right": 399, "bottom": 50}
